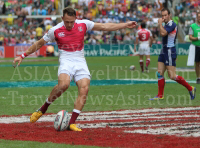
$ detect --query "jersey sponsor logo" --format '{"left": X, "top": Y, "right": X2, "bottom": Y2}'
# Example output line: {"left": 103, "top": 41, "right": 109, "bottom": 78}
{"left": 78, "top": 26, "right": 83, "bottom": 32}
{"left": 58, "top": 32, "right": 65, "bottom": 37}
{"left": 168, "top": 21, "right": 172, "bottom": 26}
{"left": 166, "top": 61, "right": 168, "bottom": 63}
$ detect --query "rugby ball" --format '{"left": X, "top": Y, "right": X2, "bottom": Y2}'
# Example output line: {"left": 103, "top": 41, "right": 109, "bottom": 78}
{"left": 54, "top": 110, "right": 70, "bottom": 131}
{"left": 129, "top": 65, "right": 136, "bottom": 70}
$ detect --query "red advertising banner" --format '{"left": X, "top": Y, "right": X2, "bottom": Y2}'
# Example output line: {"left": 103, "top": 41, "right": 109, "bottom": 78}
{"left": 14, "top": 46, "right": 40, "bottom": 57}
{"left": 4, "top": 46, "right": 47, "bottom": 58}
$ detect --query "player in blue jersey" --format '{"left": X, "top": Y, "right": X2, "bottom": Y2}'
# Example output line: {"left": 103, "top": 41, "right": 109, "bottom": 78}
{"left": 150, "top": 8, "right": 196, "bottom": 100}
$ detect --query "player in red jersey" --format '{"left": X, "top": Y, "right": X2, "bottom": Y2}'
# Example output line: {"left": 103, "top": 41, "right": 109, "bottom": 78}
{"left": 13, "top": 7, "right": 137, "bottom": 131}
{"left": 134, "top": 22, "right": 153, "bottom": 73}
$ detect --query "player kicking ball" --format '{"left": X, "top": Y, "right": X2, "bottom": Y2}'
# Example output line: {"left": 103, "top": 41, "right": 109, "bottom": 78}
{"left": 134, "top": 22, "right": 153, "bottom": 73}
{"left": 13, "top": 7, "right": 137, "bottom": 131}
{"left": 150, "top": 8, "right": 196, "bottom": 100}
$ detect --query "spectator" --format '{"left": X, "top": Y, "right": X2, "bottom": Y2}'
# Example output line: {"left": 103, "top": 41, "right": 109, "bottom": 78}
{"left": 45, "top": 23, "right": 52, "bottom": 31}
{"left": 37, "top": 4, "right": 47, "bottom": 15}
{"left": 103, "top": 15, "right": 112, "bottom": 23}
{"left": 44, "top": 18, "right": 52, "bottom": 27}
{"left": 142, "top": 5, "right": 148, "bottom": 13}
{"left": 130, "top": 1, "right": 137, "bottom": 12}
{"left": 36, "top": 25, "right": 43, "bottom": 40}
{"left": 10, "top": 37, "right": 16, "bottom": 45}
{"left": 31, "top": 6, "right": 37, "bottom": 15}
{"left": 29, "top": 34, "right": 36, "bottom": 44}
{"left": 112, "top": 33, "right": 118, "bottom": 44}
{"left": 137, "top": 4, "right": 143, "bottom": 12}
{"left": 6, "top": 14, "right": 14, "bottom": 25}
{"left": 25, "top": 2, "right": 32, "bottom": 15}
{"left": 96, "top": 15, "right": 103, "bottom": 23}
{"left": 88, "top": 34, "right": 96, "bottom": 45}
{"left": 0, "top": 35, "right": 4, "bottom": 46}
{"left": 123, "top": 31, "right": 133, "bottom": 43}
{"left": 140, "top": 0, "right": 146, "bottom": 6}
{"left": 176, "top": 3, "right": 184, "bottom": 13}
{"left": 147, "top": 17, "right": 154, "bottom": 28}
{"left": 0, "top": 0, "right": 164, "bottom": 46}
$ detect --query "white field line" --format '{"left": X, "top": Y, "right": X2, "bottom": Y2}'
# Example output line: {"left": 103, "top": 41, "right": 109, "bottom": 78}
{"left": 0, "top": 114, "right": 199, "bottom": 124}
{"left": 125, "top": 125, "right": 200, "bottom": 137}
{"left": 121, "top": 78, "right": 196, "bottom": 83}
{"left": 78, "top": 107, "right": 200, "bottom": 116}
{"left": 0, "top": 107, "right": 200, "bottom": 123}
{"left": 150, "top": 67, "right": 195, "bottom": 72}
{"left": 79, "top": 122, "right": 200, "bottom": 129}
{"left": 1, "top": 107, "right": 200, "bottom": 137}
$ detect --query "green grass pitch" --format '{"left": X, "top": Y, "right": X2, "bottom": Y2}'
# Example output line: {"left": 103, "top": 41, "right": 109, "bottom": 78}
{"left": 0, "top": 55, "right": 199, "bottom": 147}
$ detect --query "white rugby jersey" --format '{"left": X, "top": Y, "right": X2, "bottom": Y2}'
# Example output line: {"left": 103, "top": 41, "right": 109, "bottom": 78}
{"left": 43, "top": 19, "right": 94, "bottom": 58}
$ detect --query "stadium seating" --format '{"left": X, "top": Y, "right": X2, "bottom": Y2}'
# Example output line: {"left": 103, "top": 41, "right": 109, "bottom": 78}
{"left": 0, "top": 0, "right": 166, "bottom": 45}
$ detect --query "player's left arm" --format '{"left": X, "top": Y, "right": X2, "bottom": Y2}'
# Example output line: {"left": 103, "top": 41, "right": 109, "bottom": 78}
{"left": 134, "top": 37, "right": 139, "bottom": 52}
{"left": 158, "top": 18, "right": 176, "bottom": 37}
{"left": 158, "top": 19, "right": 168, "bottom": 37}
{"left": 92, "top": 21, "right": 137, "bottom": 31}
{"left": 149, "top": 36, "right": 153, "bottom": 47}
{"left": 149, "top": 30, "right": 153, "bottom": 47}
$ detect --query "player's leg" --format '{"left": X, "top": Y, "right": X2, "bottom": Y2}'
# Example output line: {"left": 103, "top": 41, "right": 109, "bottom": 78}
{"left": 68, "top": 58, "right": 91, "bottom": 131}
{"left": 149, "top": 62, "right": 166, "bottom": 100}
{"left": 30, "top": 74, "right": 71, "bottom": 123}
{"left": 166, "top": 48, "right": 196, "bottom": 100}
{"left": 195, "top": 62, "right": 200, "bottom": 84}
{"left": 138, "top": 45, "right": 144, "bottom": 72}
{"left": 145, "top": 45, "right": 150, "bottom": 73}
{"left": 149, "top": 50, "right": 166, "bottom": 100}
{"left": 68, "top": 77, "right": 90, "bottom": 131}
{"left": 195, "top": 47, "right": 200, "bottom": 84}
{"left": 167, "top": 65, "right": 196, "bottom": 99}
{"left": 157, "top": 62, "right": 166, "bottom": 99}
{"left": 40, "top": 74, "right": 70, "bottom": 113}
{"left": 139, "top": 55, "right": 144, "bottom": 72}
{"left": 145, "top": 55, "right": 150, "bottom": 73}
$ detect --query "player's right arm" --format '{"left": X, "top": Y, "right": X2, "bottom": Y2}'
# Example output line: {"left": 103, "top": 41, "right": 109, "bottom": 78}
{"left": 134, "top": 37, "right": 138, "bottom": 52}
{"left": 13, "top": 26, "right": 55, "bottom": 67}
{"left": 13, "top": 38, "right": 47, "bottom": 67}
{"left": 134, "top": 30, "right": 139, "bottom": 52}
{"left": 189, "top": 27, "right": 199, "bottom": 41}
{"left": 149, "top": 31, "right": 153, "bottom": 47}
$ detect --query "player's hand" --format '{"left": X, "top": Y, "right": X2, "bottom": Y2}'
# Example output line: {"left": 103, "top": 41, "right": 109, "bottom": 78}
{"left": 158, "top": 18, "right": 164, "bottom": 24}
{"left": 126, "top": 21, "right": 138, "bottom": 29}
{"left": 13, "top": 57, "right": 23, "bottom": 68}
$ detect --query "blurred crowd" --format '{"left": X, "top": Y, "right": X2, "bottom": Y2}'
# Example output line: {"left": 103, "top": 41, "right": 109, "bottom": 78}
{"left": 175, "top": 0, "right": 200, "bottom": 34}
{"left": 0, "top": 0, "right": 169, "bottom": 46}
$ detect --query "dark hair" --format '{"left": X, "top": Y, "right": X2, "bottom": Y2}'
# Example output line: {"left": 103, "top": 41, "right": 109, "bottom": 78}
{"left": 141, "top": 22, "right": 146, "bottom": 28}
{"left": 63, "top": 7, "right": 76, "bottom": 17}
{"left": 161, "top": 8, "right": 170, "bottom": 15}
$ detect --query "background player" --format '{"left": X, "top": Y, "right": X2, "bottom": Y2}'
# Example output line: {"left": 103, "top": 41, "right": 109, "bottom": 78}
{"left": 134, "top": 22, "right": 153, "bottom": 73}
{"left": 189, "top": 12, "right": 200, "bottom": 84}
{"left": 13, "top": 7, "right": 137, "bottom": 131}
{"left": 150, "top": 8, "right": 196, "bottom": 100}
